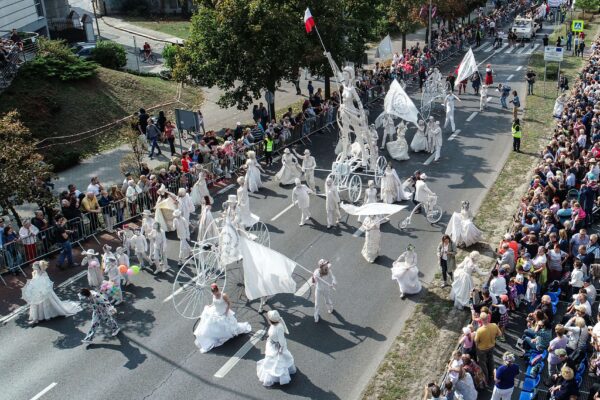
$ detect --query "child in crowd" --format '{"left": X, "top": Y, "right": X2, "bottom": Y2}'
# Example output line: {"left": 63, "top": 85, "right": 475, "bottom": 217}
{"left": 492, "top": 294, "right": 509, "bottom": 341}
{"left": 525, "top": 273, "right": 538, "bottom": 312}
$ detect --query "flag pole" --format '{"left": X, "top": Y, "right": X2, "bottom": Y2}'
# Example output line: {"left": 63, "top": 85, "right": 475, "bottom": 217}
{"left": 314, "top": 26, "right": 327, "bottom": 53}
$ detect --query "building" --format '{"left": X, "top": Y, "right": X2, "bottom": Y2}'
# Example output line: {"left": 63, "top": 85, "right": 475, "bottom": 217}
{"left": 0, "top": 0, "right": 48, "bottom": 34}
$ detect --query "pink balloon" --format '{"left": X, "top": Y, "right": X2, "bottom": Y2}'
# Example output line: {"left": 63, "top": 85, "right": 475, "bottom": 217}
{"left": 126, "top": 269, "right": 134, "bottom": 276}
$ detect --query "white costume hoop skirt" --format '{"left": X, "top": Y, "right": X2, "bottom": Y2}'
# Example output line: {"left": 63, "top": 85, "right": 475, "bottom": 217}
{"left": 445, "top": 212, "right": 483, "bottom": 247}
{"left": 245, "top": 159, "right": 263, "bottom": 193}
{"left": 275, "top": 154, "right": 302, "bottom": 185}
{"left": 191, "top": 173, "right": 213, "bottom": 206}
{"left": 387, "top": 136, "right": 410, "bottom": 161}
{"left": 236, "top": 187, "right": 260, "bottom": 228}
{"left": 361, "top": 217, "right": 381, "bottom": 263}
{"left": 380, "top": 169, "right": 411, "bottom": 203}
{"left": 193, "top": 295, "right": 251, "bottom": 353}
{"left": 197, "top": 205, "right": 219, "bottom": 243}
{"left": 450, "top": 256, "right": 486, "bottom": 309}
{"left": 257, "top": 323, "right": 296, "bottom": 386}
{"left": 391, "top": 251, "right": 422, "bottom": 295}
{"left": 24, "top": 272, "right": 82, "bottom": 322}
{"left": 411, "top": 125, "right": 428, "bottom": 152}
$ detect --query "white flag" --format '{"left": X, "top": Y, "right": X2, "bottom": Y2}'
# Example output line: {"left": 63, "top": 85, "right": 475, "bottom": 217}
{"left": 456, "top": 48, "right": 478, "bottom": 84}
{"left": 239, "top": 237, "right": 297, "bottom": 300}
{"left": 375, "top": 34, "right": 393, "bottom": 59}
{"left": 383, "top": 79, "right": 420, "bottom": 125}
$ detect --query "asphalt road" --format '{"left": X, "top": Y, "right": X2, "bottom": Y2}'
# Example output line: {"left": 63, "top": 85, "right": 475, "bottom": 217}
{"left": 0, "top": 29, "right": 555, "bottom": 400}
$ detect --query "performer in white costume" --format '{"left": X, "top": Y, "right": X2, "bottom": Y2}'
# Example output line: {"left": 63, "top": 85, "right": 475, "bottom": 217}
{"left": 82, "top": 249, "right": 103, "bottom": 288}
{"left": 380, "top": 164, "right": 411, "bottom": 203}
{"left": 103, "top": 251, "right": 123, "bottom": 305}
{"left": 450, "top": 251, "right": 487, "bottom": 309}
{"left": 361, "top": 215, "right": 381, "bottom": 263}
{"left": 24, "top": 260, "right": 81, "bottom": 324}
{"left": 219, "top": 195, "right": 243, "bottom": 266}
{"left": 155, "top": 184, "right": 178, "bottom": 231}
{"left": 391, "top": 245, "right": 422, "bottom": 299}
{"left": 379, "top": 113, "right": 396, "bottom": 149}
{"left": 275, "top": 148, "right": 302, "bottom": 185}
{"left": 177, "top": 187, "right": 195, "bottom": 225}
{"left": 359, "top": 180, "right": 378, "bottom": 222}
{"left": 130, "top": 229, "right": 150, "bottom": 268}
{"left": 324, "top": 177, "right": 341, "bottom": 229}
{"left": 193, "top": 283, "right": 251, "bottom": 353}
{"left": 386, "top": 121, "right": 410, "bottom": 161}
{"left": 446, "top": 201, "right": 483, "bottom": 248}
{"left": 443, "top": 93, "right": 461, "bottom": 133}
{"left": 480, "top": 84, "right": 488, "bottom": 111}
{"left": 291, "top": 178, "right": 313, "bottom": 226}
{"left": 236, "top": 176, "right": 259, "bottom": 228}
{"left": 141, "top": 209, "right": 155, "bottom": 250}
{"left": 425, "top": 116, "right": 436, "bottom": 153}
{"left": 117, "top": 225, "right": 133, "bottom": 257}
{"left": 148, "top": 221, "right": 168, "bottom": 273}
{"left": 292, "top": 148, "right": 317, "bottom": 192}
{"left": 431, "top": 121, "right": 443, "bottom": 162}
{"left": 115, "top": 246, "right": 131, "bottom": 286}
{"left": 414, "top": 173, "right": 436, "bottom": 206}
{"left": 172, "top": 209, "right": 191, "bottom": 265}
{"left": 257, "top": 310, "right": 296, "bottom": 387}
{"left": 197, "top": 196, "right": 219, "bottom": 244}
{"left": 410, "top": 119, "right": 428, "bottom": 153}
{"left": 191, "top": 167, "right": 213, "bottom": 205}
{"left": 312, "top": 259, "right": 337, "bottom": 322}
{"left": 245, "top": 150, "right": 265, "bottom": 193}
{"left": 553, "top": 93, "right": 567, "bottom": 119}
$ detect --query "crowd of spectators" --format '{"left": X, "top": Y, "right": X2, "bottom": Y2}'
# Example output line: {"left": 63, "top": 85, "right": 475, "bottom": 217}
{"left": 0, "top": 29, "right": 25, "bottom": 86}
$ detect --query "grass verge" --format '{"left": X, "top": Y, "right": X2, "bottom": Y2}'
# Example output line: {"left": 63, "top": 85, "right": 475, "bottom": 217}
{"left": 123, "top": 17, "right": 191, "bottom": 39}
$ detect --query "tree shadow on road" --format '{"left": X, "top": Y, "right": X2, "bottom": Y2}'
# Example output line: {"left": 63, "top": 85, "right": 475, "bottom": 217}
{"left": 279, "top": 368, "right": 342, "bottom": 400}
{"left": 85, "top": 333, "right": 148, "bottom": 370}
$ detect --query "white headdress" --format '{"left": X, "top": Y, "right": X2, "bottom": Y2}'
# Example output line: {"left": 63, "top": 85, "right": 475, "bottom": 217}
{"left": 267, "top": 310, "right": 289, "bottom": 334}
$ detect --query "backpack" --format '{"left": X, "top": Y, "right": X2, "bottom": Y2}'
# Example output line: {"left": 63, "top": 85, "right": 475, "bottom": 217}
{"left": 514, "top": 97, "right": 521, "bottom": 108}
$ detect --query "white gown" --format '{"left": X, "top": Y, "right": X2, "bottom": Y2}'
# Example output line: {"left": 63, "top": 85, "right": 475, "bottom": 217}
{"left": 197, "top": 205, "right": 219, "bottom": 243}
{"left": 236, "top": 186, "right": 260, "bottom": 228}
{"left": 361, "top": 216, "right": 381, "bottom": 263}
{"left": 82, "top": 256, "right": 103, "bottom": 288}
{"left": 193, "top": 294, "right": 251, "bottom": 353}
{"left": 450, "top": 256, "right": 486, "bottom": 309}
{"left": 245, "top": 159, "right": 264, "bottom": 193}
{"left": 391, "top": 251, "right": 422, "bottom": 295}
{"left": 257, "top": 323, "right": 296, "bottom": 386}
{"left": 25, "top": 271, "right": 82, "bottom": 322}
{"left": 411, "top": 124, "right": 428, "bottom": 152}
{"left": 155, "top": 196, "right": 178, "bottom": 231}
{"left": 359, "top": 187, "right": 378, "bottom": 222}
{"left": 380, "top": 169, "right": 411, "bottom": 203}
{"left": 387, "top": 132, "right": 410, "bottom": 161}
{"left": 275, "top": 154, "right": 302, "bottom": 185}
{"left": 191, "top": 173, "right": 213, "bottom": 205}
{"left": 445, "top": 211, "right": 483, "bottom": 247}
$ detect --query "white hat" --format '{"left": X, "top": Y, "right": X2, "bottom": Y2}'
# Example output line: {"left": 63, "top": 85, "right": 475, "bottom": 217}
{"left": 420, "top": 173, "right": 428, "bottom": 180}
{"left": 86, "top": 249, "right": 99, "bottom": 256}
{"left": 157, "top": 184, "right": 167, "bottom": 195}
{"left": 368, "top": 180, "right": 375, "bottom": 187}
{"left": 504, "top": 233, "right": 512, "bottom": 240}
{"left": 266, "top": 310, "right": 289, "bottom": 334}
{"left": 284, "top": 148, "right": 291, "bottom": 153}
{"left": 237, "top": 176, "right": 245, "bottom": 185}
{"left": 236, "top": 121, "right": 241, "bottom": 126}
{"left": 227, "top": 194, "right": 237, "bottom": 204}
{"left": 304, "top": 149, "right": 311, "bottom": 155}
{"left": 178, "top": 188, "right": 186, "bottom": 196}
{"left": 173, "top": 209, "right": 182, "bottom": 217}
{"left": 318, "top": 259, "right": 330, "bottom": 267}
{"left": 142, "top": 209, "right": 152, "bottom": 216}
{"left": 294, "top": 178, "right": 301, "bottom": 185}
{"left": 116, "top": 246, "right": 124, "bottom": 254}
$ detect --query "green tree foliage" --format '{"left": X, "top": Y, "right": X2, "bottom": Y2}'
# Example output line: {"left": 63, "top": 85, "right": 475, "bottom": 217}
{"left": 0, "top": 111, "right": 55, "bottom": 225}
{"left": 383, "top": 0, "right": 425, "bottom": 49}
{"left": 162, "top": 44, "right": 180, "bottom": 70}
{"left": 91, "top": 41, "right": 127, "bottom": 70}
{"left": 576, "top": 0, "right": 600, "bottom": 16}
{"left": 22, "top": 38, "right": 97, "bottom": 81}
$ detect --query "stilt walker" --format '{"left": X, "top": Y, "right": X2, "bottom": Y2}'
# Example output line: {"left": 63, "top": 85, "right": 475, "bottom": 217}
{"left": 480, "top": 84, "right": 488, "bottom": 111}
{"left": 432, "top": 121, "right": 443, "bottom": 162}
{"left": 291, "top": 178, "right": 313, "bottom": 226}
{"left": 312, "top": 259, "right": 337, "bottom": 323}
{"left": 173, "top": 209, "right": 191, "bottom": 266}
{"left": 425, "top": 116, "right": 436, "bottom": 153}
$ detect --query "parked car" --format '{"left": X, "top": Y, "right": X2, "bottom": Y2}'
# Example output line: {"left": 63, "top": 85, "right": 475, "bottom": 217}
{"left": 71, "top": 42, "right": 96, "bottom": 59}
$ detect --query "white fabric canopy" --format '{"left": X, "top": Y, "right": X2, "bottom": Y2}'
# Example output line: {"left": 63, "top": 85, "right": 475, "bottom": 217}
{"left": 239, "top": 237, "right": 297, "bottom": 301}
{"left": 383, "top": 79, "right": 420, "bottom": 125}
{"left": 456, "top": 48, "right": 478, "bottom": 84}
{"left": 340, "top": 202, "right": 407, "bottom": 216}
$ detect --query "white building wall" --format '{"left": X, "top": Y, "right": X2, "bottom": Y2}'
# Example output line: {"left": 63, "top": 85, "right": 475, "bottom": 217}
{"left": 0, "top": 0, "right": 47, "bottom": 33}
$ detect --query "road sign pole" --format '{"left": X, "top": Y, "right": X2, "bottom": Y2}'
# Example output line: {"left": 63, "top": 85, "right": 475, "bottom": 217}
{"left": 544, "top": 61, "right": 547, "bottom": 96}
{"left": 557, "top": 61, "right": 561, "bottom": 96}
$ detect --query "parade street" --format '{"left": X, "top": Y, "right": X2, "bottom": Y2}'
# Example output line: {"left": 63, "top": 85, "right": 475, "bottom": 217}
{"left": 0, "top": 28, "right": 551, "bottom": 400}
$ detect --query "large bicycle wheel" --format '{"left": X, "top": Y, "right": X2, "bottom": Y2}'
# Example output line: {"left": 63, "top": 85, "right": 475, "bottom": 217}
{"left": 348, "top": 174, "right": 362, "bottom": 203}
{"left": 245, "top": 221, "right": 270, "bottom": 248}
{"left": 172, "top": 250, "right": 224, "bottom": 319}
{"left": 426, "top": 205, "right": 443, "bottom": 224}
{"left": 375, "top": 156, "right": 387, "bottom": 186}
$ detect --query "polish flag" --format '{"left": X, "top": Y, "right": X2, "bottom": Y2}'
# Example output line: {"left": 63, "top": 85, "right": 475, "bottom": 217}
{"left": 304, "top": 8, "right": 315, "bottom": 33}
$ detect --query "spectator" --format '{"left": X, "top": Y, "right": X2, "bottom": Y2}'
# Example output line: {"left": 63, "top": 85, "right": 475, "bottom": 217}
{"left": 98, "top": 190, "right": 115, "bottom": 233}
{"left": 512, "top": 118, "right": 522, "bottom": 153}
{"left": 147, "top": 120, "right": 162, "bottom": 159}
{"left": 55, "top": 216, "right": 78, "bottom": 270}
{"left": 81, "top": 191, "right": 101, "bottom": 232}
{"left": 165, "top": 120, "right": 176, "bottom": 157}
{"left": 18, "top": 220, "right": 39, "bottom": 263}
{"left": 474, "top": 311, "right": 501, "bottom": 383}
{"left": 491, "top": 352, "right": 519, "bottom": 400}
{"left": 138, "top": 108, "right": 149, "bottom": 135}
{"left": 86, "top": 176, "right": 103, "bottom": 197}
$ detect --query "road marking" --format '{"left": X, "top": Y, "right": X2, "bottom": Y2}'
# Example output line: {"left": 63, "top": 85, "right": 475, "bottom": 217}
{"left": 216, "top": 184, "right": 235, "bottom": 195}
{"left": 527, "top": 44, "right": 540, "bottom": 54}
{"left": 516, "top": 66, "right": 523, "bottom": 71}
{"left": 466, "top": 112, "right": 478, "bottom": 122}
{"left": 448, "top": 129, "right": 462, "bottom": 141}
{"left": 505, "top": 46, "right": 515, "bottom": 54}
{"left": 498, "top": 43, "right": 509, "bottom": 52}
{"left": 423, "top": 153, "right": 435, "bottom": 166}
{"left": 516, "top": 46, "right": 527, "bottom": 54}
{"left": 214, "top": 329, "right": 266, "bottom": 378}
{"left": 30, "top": 383, "right": 57, "bottom": 400}
{"left": 483, "top": 44, "right": 495, "bottom": 53}
{"left": 487, "top": 97, "right": 493, "bottom": 102}
{"left": 507, "top": 74, "right": 514, "bottom": 81}
{"left": 57, "top": 270, "right": 87, "bottom": 289}
{"left": 271, "top": 203, "right": 295, "bottom": 221}
{"left": 294, "top": 280, "right": 312, "bottom": 297}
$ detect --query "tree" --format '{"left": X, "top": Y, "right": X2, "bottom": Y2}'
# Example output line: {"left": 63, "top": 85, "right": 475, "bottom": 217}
{"left": 174, "top": 0, "right": 306, "bottom": 119}
{"left": 119, "top": 118, "right": 147, "bottom": 177}
{"left": 0, "top": 111, "right": 55, "bottom": 226}
{"left": 576, "top": 0, "right": 600, "bottom": 17}
{"left": 91, "top": 41, "right": 127, "bottom": 70}
{"left": 384, "top": 0, "right": 425, "bottom": 51}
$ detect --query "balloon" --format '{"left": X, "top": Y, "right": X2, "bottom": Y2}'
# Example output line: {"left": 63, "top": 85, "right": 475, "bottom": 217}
{"left": 118, "top": 265, "right": 128, "bottom": 274}
{"left": 90, "top": 260, "right": 99, "bottom": 267}
{"left": 126, "top": 269, "right": 134, "bottom": 277}
{"left": 131, "top": 265, "right": 141, "bottom": 275}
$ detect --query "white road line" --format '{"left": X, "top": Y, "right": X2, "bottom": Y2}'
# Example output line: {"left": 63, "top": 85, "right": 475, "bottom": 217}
{"left": 57, "top": 270, "right": 87, "bottom": 289}
{"left": 448, "top": 129, "right": 462, "bottom": 141}
{"left": 271, "top": 203, "right": 295, "bottom": 221}
{"left": 516, "top": 46, "right": 527, "bottom": 54}
{"left": 487, "top": 97, "right": 493, "bottom": 102}
{"left": 483, "top": 45, "right": 495, "bottom": 53}
{"left": 516, "top": 66, "right": 523, "bottom": 71}
{"left": 216, "top": 184, "right": 235, "bottom": 195}
{"left": 294, "top": 280, "right": 312, "bottom": 297}
{"left": 30, "top": 383, "right": 57, "bottom": 400}
{"left": 527, "top": 44, "right": 540, "bottom": 54}
{"left": 507, "top": 74, "right": 514, "bottom": 81}
{"left": 505, "top": 46, "right": 515, "bottom": 54}
{"left": 423, "top": 153, "right": 435, "bottom": 166}
{"left": 498, "top": 43, "right": 509, "bottom": 52}
{"left": 214, "top": 329, "right": 266, "bottom": 378}
{"left": 466, "top": 112, "right": 478, "bottom": 122}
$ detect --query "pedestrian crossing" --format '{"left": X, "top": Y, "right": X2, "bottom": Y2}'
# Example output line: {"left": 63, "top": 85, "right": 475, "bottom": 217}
{"left": 475, "top": 42, "right": 540, "bottom": 55}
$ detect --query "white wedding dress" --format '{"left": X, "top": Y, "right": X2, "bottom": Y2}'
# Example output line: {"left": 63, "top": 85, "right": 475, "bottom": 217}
{"left": 193, "top": 294, "right": 251, "bottom": 353}
{"left": 450, "top": 255, "right": 486, "bottom": 309}
{"left": 245, "top": 159, "right": 264, "bottom": 193}
{"left": 391, "top": 250, "right": 422, "bottom": 295}
{"left": 380, "top": 169, "right": 411, "bottom": 203}
{"left": 275, "top": 154, "right": 302, "bottom": 185}
{"left": 446, "top": 210, "right": 483, "bottom": 247}
{"left": 387, "top": 132, "right": 410, "bottom": 161}
{"left": 257, "top": 323, "right": 296, "bottom": 386}
{"left": 411, "top": 123, "right": 428, "bottom": 152}
{"left": 236, "top": 186, "right": 259, "bottom": 228}
{"left": 361, "top": 216, "right": 381, "bottom": 263}
{"left": 24, "top": 271, "right": 82, "bottom": 322}
{"left": 191, "top": 172, "right": 213, "bottom": 206}
{"left": 197, "top": 205, "right": 219, "bottom": 244}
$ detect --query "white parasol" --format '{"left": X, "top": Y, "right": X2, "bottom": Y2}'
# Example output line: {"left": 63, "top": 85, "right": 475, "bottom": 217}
{"left": 340, "top": 202, "right": 407, "bottom": 216}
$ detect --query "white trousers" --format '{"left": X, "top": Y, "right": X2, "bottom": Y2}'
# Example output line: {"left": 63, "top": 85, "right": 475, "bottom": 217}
{"left": 134, "top": 250, "right": 150, "bottom": 267}
{"left": 434, "top": 144, "right": 442, "bottom": 161}
{"left": 480, "top": 95, "right": 488, "bottom": 110}
{"left": 152, "top": 247, "right": 168, "bottom": 271}
{"left": 380, "top": 132, "right": 394, "bottom": 148}
{"left": 326, "top": 208, "right": 341, "bottom": 227}
{"left": 314, "top": 288, "right": 333, "bottom": 320}
{"left": 444, "top": 112, "right": 455, "bottom": 132}
{"left": 305, "top": 170, "right": 316, "bottom": 192}
{"left": 491, "top": 386, "right": 513, "bottom": 400}
{"left": 178, "top": 239, "right": 191, "bottom": 262}
{"left": 299, "top": 207, "right": 311, "bottom": 224}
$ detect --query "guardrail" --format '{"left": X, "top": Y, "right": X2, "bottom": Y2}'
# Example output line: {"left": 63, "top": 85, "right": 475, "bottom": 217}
{"left": 0, "top": 31, "right": 39, "bottom": 91}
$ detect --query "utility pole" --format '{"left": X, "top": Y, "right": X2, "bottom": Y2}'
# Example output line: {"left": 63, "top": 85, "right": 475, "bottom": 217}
{"left": 91, "top": 0, "right": 101, "bottom": 40}
{"left": 428, "top": 0, "right": 432, "bottom": 50}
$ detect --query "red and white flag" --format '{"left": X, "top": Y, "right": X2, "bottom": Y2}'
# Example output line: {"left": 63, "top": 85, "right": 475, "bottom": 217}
{"left": 304, "top": 8, "right": 315, "bottom": 33}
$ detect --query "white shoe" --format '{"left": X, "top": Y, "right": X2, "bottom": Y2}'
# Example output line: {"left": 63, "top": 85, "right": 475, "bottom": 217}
{"left": 299, "top": 222, "right": 304, "bottom": 226}
{"left": 327, "top": 308, "right": 333, "bottom": 314}
{"left": 111, "top": 328, "right": 120, "bottom": 337}
{"left": 314, "top": 315, "right": 319, "bottom": 323}
{"left": 81, "top": 337, "right": 92, "bottom": 344}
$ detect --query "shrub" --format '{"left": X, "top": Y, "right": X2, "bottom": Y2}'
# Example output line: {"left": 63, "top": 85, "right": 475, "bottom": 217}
{"left": 162, "top": 44, "right": 180, "bottom": 70}
{"left": 91, "top": 41, "right": 127, "bottom": 70}
{"left": 22, "top": 38, "right": 97, "bottom": 81}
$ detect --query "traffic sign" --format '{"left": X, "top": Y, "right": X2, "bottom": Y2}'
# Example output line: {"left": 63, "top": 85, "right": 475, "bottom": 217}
{"left": 572, "top": 20, "right": 584, "bottom": 32}
{"left": 544, "top": 46, "right": 564, "bottom": 62}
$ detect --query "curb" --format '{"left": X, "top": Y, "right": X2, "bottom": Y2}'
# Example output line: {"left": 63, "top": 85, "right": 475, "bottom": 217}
{"left": 100, "top": 17, "right": 184, "bottom": 45}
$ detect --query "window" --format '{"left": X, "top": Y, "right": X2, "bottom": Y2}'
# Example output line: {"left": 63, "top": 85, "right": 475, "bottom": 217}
{"left": 34, "top": 0, "right": 44, "bottom": 17}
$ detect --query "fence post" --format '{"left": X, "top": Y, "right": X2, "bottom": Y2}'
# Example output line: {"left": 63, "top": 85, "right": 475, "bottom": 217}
{"left": 133, "top": 35, "right": 140, "bottom": 73}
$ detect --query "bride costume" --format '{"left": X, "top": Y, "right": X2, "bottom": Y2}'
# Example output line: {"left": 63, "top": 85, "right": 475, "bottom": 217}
{"left": 245, "top": 150, "right": 265, "bottom": 193}
{"left": 313, "top": 259, "right": 337, "bottom": 322}
{"left": 359, "top": 180, "right": 378, "bottom": 222}
{"left": 391, "top": 245, "right": 422, "bottom": 299}
{"left": 386, "top": 121, "right": 410, "bottom": 161}
{"left": 193, "top": 284, "right": 251, "bottom": 353}
{"left": 361, "top": 215, "right": 381, "bottom": 263}
{"left": 410, "top": 119, "right": 428, "bottom": 152}
{"left": 24, "top": 261, "right": 81, "bottom": 324}
{"left": 425, "top": 116, "right": 436, "bottom": 153}
{"left": 236, "top": 176, "right": 260, "bottom": 228}
{"left": 275, "top": 148, "right": 302, "bottom": 185}
{"left": 450, "top": 251, "right": 487, "bottom": 309}
{"left": 191, "top": 167, "right": 213, "bottom": 205}
{"left": 197, "top": 196, "right": 219, "bottom": 244}
{"left": 379, "top": 113, "right": 396, "bottom": 149}
{"left": 219, "top": 195, "right": 243, "bottom": 266}
{"left": 553, "top": 93, "right": 567, "bottom": 119}
{"left": 380, "top": 164, "right": 411, "bottom": 203}
{"left": 257, "top": 310, "right": 296, "bottom": 387}
{"left": 148, "top": 221, "right": 168, "bottom": 273}
{"left": 155, "top": 185, "right": 178, "bottom": 232}
{"left": 445, "top": 201, "right": 483, "bottom": 247}
{"left": 82, "top": 249, "right": 103, "bottom": 288}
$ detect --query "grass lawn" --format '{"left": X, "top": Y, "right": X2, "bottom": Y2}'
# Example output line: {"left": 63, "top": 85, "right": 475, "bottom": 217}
{"left": 0, "top": 67, "right": 202, "bottom": 171}
{"left": 123, "top": 18, "right": 191, "bottom": 39}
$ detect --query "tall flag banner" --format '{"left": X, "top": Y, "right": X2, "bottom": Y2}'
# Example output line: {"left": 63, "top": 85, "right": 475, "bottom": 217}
{"left": 383, "top": 79, "right": 420, "bottom": 125}
{"left": 304, "top": 8, "right": 315, "bottom": 33}
{"left": 375, "top": 34, "right": 393, "bottom": 59}
{"left": 455, "top": 48, "right": 478, "bottom": 84}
